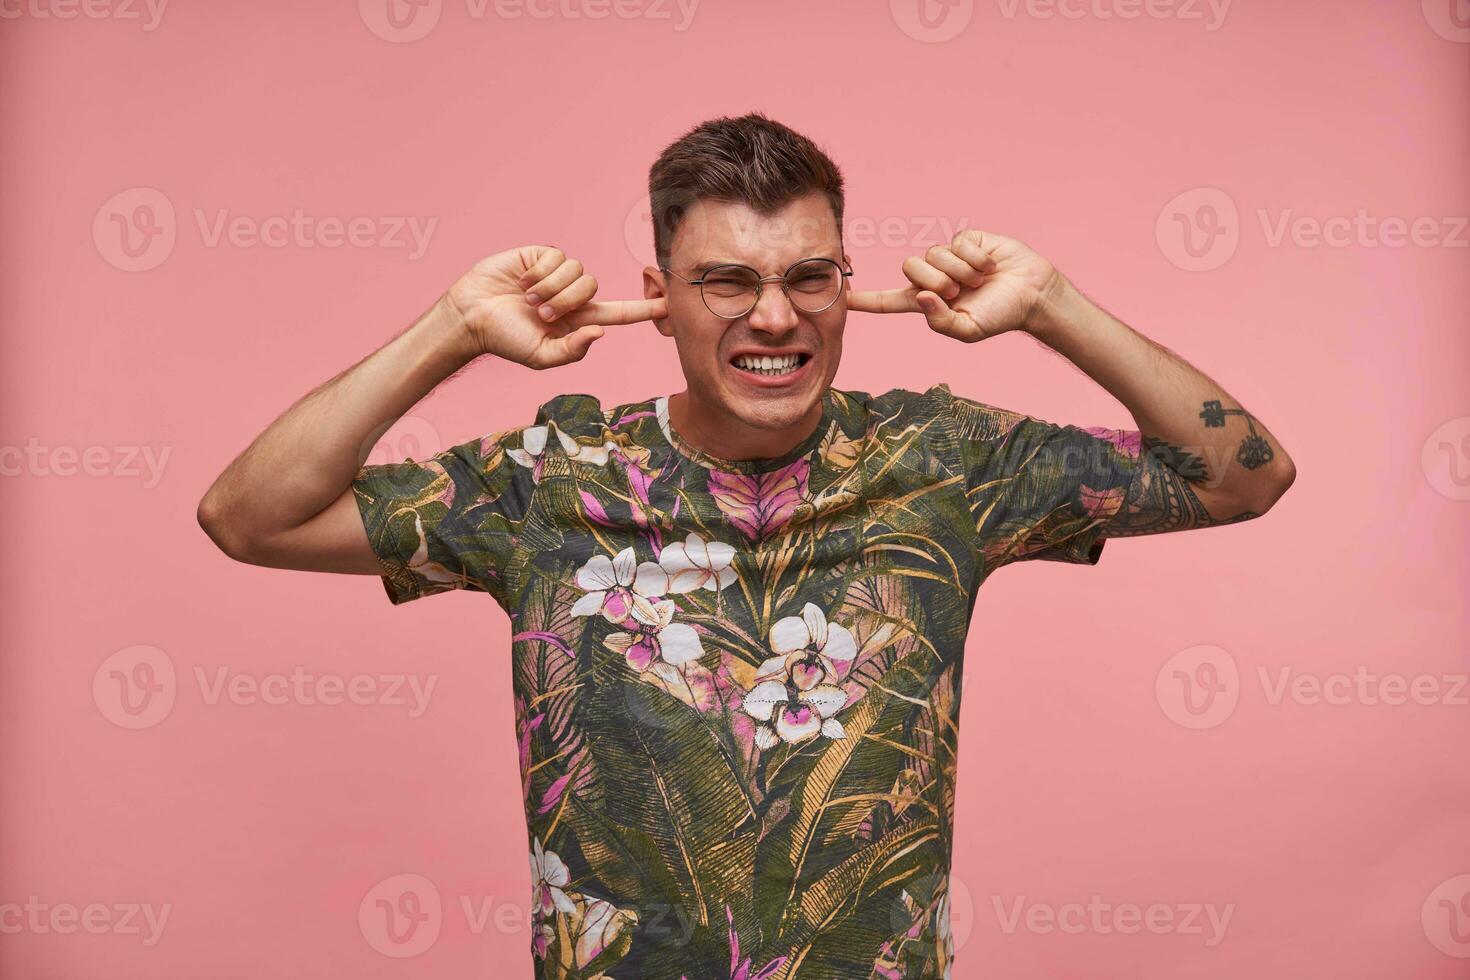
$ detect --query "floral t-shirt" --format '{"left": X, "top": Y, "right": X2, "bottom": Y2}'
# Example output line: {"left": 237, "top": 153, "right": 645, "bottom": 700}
{"left": 352, "top": 382, "right": 1143, "bottom": 979}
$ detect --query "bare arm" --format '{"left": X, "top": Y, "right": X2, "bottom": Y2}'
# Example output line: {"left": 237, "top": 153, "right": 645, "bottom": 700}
{"left": 851, "top": 229, "right": 1297, "bottom": 534}
{"left": 196, "top": 295, "right": 476, "bottom": 572}
{"left": 1026, "top": 274, "right": 1297, "bottom": 529}
{"left": 197, "top": 245, "right": 664, "bottom": 572}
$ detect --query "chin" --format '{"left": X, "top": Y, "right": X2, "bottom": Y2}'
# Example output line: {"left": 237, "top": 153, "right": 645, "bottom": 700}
{"left": 725, "top": 390, "right": 820, "bottom": 431}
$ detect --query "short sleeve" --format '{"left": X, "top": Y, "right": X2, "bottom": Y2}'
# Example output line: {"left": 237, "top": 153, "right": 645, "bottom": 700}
{"left": 929, "top": 384, "right": 1143, "bottom": 574}
{"left": 351, "top": 425, "right": 537, "bottom": 607}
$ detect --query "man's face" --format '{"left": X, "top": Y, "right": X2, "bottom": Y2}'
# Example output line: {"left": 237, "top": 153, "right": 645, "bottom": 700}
{"left": 645, "top": 192, "right": 846, "bottom": 436}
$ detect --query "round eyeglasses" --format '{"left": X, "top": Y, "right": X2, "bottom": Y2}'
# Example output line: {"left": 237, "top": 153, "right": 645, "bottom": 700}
{"left": 659, "top": 257, "right": 853, "bottom": 319}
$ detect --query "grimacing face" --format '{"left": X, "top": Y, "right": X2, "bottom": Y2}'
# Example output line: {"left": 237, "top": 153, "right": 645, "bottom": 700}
{"left": 643, "top": 192, "right": 848, "bottom": 459}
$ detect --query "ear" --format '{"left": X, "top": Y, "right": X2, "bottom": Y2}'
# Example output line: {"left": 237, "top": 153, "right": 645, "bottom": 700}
{"left": 643, "top": 265, "right": 674, "bottom": 338}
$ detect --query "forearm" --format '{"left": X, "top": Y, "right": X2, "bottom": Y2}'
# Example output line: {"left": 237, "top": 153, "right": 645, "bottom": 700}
{"left": 1027, "top": 275, "right": 1297, "bottom": 517}
{"left": 198, "top": 294, "right": 476, "bottom": 554}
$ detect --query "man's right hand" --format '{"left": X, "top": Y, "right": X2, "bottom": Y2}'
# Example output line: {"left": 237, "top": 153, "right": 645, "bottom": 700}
{"left": 198, "top": 244, "right": 667, "bottom": 574}
{"left": 446, "top": 246, "right": 666, "bottom": 370}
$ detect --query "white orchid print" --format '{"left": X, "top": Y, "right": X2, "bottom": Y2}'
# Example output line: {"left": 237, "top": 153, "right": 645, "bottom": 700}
{"left": 530, "top": 836, "right": 576, "bottom": 918}
{"left": 505, "top": 423, "right": 551, "bottom": 475}
{"left": 570, "top": 547, "right": 670, "bottom": 623}
{"left": 400, "top": 512, "right": 461, "bottom": 586}
{"left": 741, "top": 674, "right": 848, "bottom": 747}
{"left": 935, "top": 889, "right": 954, "bottom": 979}
{"left": 657, "top": 531, "right": 737, "bottom": 593}
{"left": 756, "top": 601, "right": 857, "bottom": 690}
{"left": 601, "top": 596, "right": 705, "bottom": 675}
{"left": 507, "top": 421, "right": 623, "bottom": 480}
{"left": 528, "top": 837, "right": 638, "bottom": 967}
{"left": 569, "top": 895, "right": 638, "bottom": 970}
{"left": 740, "top": 602, "right": 856, "bottom": 747}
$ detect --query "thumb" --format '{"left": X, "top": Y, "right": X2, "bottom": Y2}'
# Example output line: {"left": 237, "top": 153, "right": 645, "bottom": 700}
{"left": 554, "top": 323, "right": 605, "bottom": 363}
{"left": 915, "top": 291, "right": 960, "bottom": 337}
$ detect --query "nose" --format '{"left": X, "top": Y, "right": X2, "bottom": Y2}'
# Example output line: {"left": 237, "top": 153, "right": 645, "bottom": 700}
{"left": 746, "top": 283, "right": 799, "bottom": 335}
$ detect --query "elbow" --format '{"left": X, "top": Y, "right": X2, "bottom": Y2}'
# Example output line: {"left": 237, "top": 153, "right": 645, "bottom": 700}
{"left": 197, "top": 489, "right": 257, "bottom": 564}
{"left": 1205, "top": 455, "right": 1295, "bottom": 521}
{"left": 1244, "top": 455, "right": 1297, "bottom": 516}
{"left": 1263, "top": 453, "right": 1297, "bottom": 510}
{"left": 1276, "top": 455, "right": 1297, "bottom": 498}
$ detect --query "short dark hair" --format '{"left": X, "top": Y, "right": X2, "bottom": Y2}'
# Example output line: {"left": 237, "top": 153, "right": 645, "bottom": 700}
{"left": 647, "top": 112, "right": 845, "bottom": 268}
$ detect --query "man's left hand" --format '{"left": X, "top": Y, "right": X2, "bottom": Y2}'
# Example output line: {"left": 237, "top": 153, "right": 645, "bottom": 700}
{"left": 847, "top": 229, "right": 1064, "bottom": 341}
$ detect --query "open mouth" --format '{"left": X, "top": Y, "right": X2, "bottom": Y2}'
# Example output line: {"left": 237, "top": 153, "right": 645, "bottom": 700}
{"left": 729, "top": 352, "right": 812, "bottom": 379}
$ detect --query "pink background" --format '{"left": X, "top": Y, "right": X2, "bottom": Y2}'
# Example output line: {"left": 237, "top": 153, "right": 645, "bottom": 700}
{"left": 2, "top": 1, "right": 1467, "bottom": 976}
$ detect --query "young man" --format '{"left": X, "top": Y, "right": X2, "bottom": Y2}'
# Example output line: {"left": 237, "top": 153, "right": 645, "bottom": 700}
{"left": 198, "top": 113, "right": 1294, "bottom": 978}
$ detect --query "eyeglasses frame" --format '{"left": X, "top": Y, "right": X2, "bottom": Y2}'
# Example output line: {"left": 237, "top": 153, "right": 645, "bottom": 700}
{"left": 658, "top": 256, "right": 854, "bottom": 319}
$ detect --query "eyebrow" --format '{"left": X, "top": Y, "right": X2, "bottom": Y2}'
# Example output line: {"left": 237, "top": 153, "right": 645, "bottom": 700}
{"left": 691, "top": 254, "right": 843, "bottom": 275}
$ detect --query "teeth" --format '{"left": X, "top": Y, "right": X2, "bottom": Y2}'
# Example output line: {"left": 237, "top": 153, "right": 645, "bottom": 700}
{"left": 733, "top": 353, "right": 803, "bottom": 376}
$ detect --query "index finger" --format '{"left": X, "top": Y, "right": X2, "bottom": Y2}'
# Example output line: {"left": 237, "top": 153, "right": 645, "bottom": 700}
{"left": 569, "top": 297, "right": 668, "bottom": 327}
{"left": 846, "top": 287, "right": 922, "bottom": 315}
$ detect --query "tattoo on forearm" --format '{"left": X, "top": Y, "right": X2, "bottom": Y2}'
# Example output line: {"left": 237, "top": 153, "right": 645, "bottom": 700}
{"left": 1200, "top": 399, "right": 1275, "bottom": 471}
{"left": 1104, "top": 435, "right": 1259, "bottom": 537}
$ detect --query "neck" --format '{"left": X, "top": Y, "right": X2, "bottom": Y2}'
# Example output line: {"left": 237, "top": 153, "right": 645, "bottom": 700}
{"left": 668, "top": 390, "right": 825, "bottom": 463}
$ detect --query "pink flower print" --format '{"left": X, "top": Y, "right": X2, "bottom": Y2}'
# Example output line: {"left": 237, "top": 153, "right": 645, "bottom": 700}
{"left": 707, "top": 458, "right": 809, "bottom": 541}
{"left": 601, "top": 596, "right": 704, "bottom": 673}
